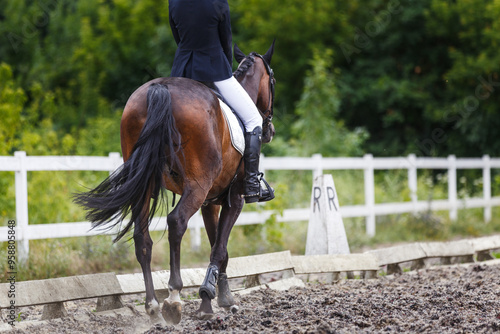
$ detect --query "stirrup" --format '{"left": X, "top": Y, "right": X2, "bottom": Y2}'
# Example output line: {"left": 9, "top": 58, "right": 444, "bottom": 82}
{"left": 258, "top": 173, "right": 275, "bottom": 202}
{"left": 242, "top": 174, "right": 275, "bottom": 203}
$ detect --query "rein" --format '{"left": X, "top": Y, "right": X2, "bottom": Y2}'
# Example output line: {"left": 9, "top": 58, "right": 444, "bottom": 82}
{"left": 253, "top": 53, "right": 275, "bottom": 127}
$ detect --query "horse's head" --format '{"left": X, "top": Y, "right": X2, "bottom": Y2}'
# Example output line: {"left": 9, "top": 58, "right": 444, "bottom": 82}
{"left": 233, "top": 41, "right": 276, "bottom": 143}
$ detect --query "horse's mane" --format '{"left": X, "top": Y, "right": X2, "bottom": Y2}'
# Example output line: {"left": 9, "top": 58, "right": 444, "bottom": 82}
{"left": 233, "top": 52, "right": 257, "bottom": 79}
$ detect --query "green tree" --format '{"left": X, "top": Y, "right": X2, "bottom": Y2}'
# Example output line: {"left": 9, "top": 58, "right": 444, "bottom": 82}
{"left": 336, "top": 0, "right": 500, "bottom": 157}
{"left": 290, "top": 50, "right": 367, "bottom": 156}
{"left": 232, "top": 0, "right": 355, "bottom": 133}
{"left": 0, "top": 63, "right": 26, "bottom": 155}
{"left": 336, "top": 0, "right": 443, "bottom": 156}
{"left": 422, "top": 0, "right": 500, "bottom": 156}
{"left": 0, "top": 63, "right": 25, "bottom": 220}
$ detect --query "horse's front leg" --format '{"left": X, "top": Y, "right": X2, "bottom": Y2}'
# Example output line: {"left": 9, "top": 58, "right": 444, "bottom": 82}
{"left": 133, "top": 203, "right": 164, "bottom": 324}
{"left": 162, "top": 189, "right": 206, "bottom": 324}
{"left": 201, "top": 203, "right": 239, "bottom": 314}
{"left": 197, "top": 191, "right": 244, "bottom": 319}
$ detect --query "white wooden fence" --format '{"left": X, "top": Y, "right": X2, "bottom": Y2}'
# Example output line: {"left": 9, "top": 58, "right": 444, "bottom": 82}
{"left": 1, "top": 152, "right": 499, "bottom": 261}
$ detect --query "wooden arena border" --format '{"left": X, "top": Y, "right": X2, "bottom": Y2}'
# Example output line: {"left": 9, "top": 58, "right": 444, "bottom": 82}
{"left": 1, "top": 235, "right": 499, "bottom": 322}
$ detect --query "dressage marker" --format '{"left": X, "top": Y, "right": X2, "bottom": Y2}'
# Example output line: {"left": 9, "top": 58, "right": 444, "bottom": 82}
{"left": 306, "top": 174, "right": 350, "bottom": 255}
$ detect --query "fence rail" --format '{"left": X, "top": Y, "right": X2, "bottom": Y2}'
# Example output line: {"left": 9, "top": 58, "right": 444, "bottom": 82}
{"left": 1, "top": 152, "right": 499, "bottom": 261}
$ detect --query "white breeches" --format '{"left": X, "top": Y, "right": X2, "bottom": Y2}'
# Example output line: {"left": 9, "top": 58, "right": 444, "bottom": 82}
{"left": 214, "top": 76, "right": 262, "bottom": 132}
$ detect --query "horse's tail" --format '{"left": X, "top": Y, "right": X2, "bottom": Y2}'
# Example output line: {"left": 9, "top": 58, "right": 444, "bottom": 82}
{"left": 74, "top": 83, "right": 182, "bottom": 242}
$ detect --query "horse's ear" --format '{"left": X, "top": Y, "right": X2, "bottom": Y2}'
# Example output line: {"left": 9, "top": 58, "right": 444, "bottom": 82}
{"left": 234, "top": 44, "right": 246, "bottom": 63}
{"left": 263, "top": 39, "right": 276, "bottom": 65}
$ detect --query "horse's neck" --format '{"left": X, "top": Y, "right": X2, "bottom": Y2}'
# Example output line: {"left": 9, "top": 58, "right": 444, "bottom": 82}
{"left": 237, "top": 76, "right": 260, "bottom": 106}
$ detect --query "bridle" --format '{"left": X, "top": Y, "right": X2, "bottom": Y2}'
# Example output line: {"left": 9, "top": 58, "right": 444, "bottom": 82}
{"left": 253, "top": 53, "right": 275, "bottom": 128}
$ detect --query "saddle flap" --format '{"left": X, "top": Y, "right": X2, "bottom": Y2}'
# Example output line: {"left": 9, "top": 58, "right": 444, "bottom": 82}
{"left": 218, "top": 98, "right": 245, "bottom": 156}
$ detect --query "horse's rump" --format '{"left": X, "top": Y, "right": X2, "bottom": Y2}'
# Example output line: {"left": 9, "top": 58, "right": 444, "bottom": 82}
{"left": 121, "top": 77, "right": 242, "bottom": 199}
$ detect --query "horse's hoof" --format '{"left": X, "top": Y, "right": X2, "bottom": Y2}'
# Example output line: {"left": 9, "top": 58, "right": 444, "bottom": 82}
{"left": 150, "top": 312, "right": 166, "bottom": 326}
{"left": 196, "top": 310, "right": 215, "bottom": 320}
{"left": 146, "top": 299, "right": 166, "bottom": 325}
{"left": 221, "top": 304, "right": 239, "bottom": 314}
{"left": 229, "top": 305, "right": 239, "bottom": 314}
{"left": 162, "top": 301, "right": 182, "bottom": 325}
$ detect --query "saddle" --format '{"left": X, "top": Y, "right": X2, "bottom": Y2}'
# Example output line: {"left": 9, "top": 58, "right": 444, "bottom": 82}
{"left": 201, "top": 82, "right": 245, "bottom": 156}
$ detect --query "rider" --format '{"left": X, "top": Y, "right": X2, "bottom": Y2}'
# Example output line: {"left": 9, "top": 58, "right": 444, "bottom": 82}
{"left": 168, "top": 0, "right": 274, "bottom": 203}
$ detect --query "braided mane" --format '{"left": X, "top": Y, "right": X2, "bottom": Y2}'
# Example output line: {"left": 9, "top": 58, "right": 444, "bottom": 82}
{"left": 233, "top": 52, "right": 257, "bottom": 79}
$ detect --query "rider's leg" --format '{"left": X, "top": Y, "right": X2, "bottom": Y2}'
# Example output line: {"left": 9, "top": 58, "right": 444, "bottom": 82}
{"left": 241, "top": 126, "right": 265, "bottom": 203}
{"left": 214, "top": 76, "right": 261, "bottom": 132}
{"left": 214, "top": 77, "right": 274, "bottom": 203}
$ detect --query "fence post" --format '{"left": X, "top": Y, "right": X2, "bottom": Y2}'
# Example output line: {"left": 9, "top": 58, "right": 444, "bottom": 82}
{"left": 448, "top": 155, "right": 457, "bottom": 221}
{"left": 482, "top": 155, "right": 492, "bottom": 223}
{"left": 408, "top": 154, "right": 418, "bottom": 214}
{"left": 312, "top": 154, "right": 323, "bottom": 180}
{"left": 190, "top": 211, "right": 202, "bottom": 251}
{"left": 14, "top": 151, "right": 29, "bottom": 263}
{"left": 105, "top": 152, "right": 122, "bottom": 239}
{"left": 363, "top": 154, "right": 375, "bottom": 236}
{"left": 108, "top": 152, "right": 122, "bottom": 174}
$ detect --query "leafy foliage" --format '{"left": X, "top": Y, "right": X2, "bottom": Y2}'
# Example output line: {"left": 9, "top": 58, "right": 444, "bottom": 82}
{"left": 0, "top": 63, "right": 26, "bottom": 155}
{"left": 290, "top": 49, "right": 368, "bottom": 156}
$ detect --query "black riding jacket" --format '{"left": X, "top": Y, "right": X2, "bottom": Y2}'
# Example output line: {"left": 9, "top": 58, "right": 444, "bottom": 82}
{"left": 169, "top": 0, "right": 233, "bottom": 82}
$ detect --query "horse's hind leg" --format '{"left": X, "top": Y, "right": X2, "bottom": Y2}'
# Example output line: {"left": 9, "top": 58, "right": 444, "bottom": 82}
{"left": 162, "top": 186, "right": 207, "bottom": 324}
{"left": 133, "top": 199, "right": 164, "bottom": 324}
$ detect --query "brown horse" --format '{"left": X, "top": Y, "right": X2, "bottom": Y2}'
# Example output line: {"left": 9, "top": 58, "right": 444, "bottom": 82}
{"left": 74, "top": 42, "right": 276, "bottom": 324}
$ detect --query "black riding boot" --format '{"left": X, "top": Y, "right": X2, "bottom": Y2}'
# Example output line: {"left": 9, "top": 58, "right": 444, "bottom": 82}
{"left": 243, "top": 126, "right": 275, "bottom": 203}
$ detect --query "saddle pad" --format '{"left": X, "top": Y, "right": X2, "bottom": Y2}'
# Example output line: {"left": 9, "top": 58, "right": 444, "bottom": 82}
{"left": 219, "top": 99, "right": 245, "bottom": 155}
